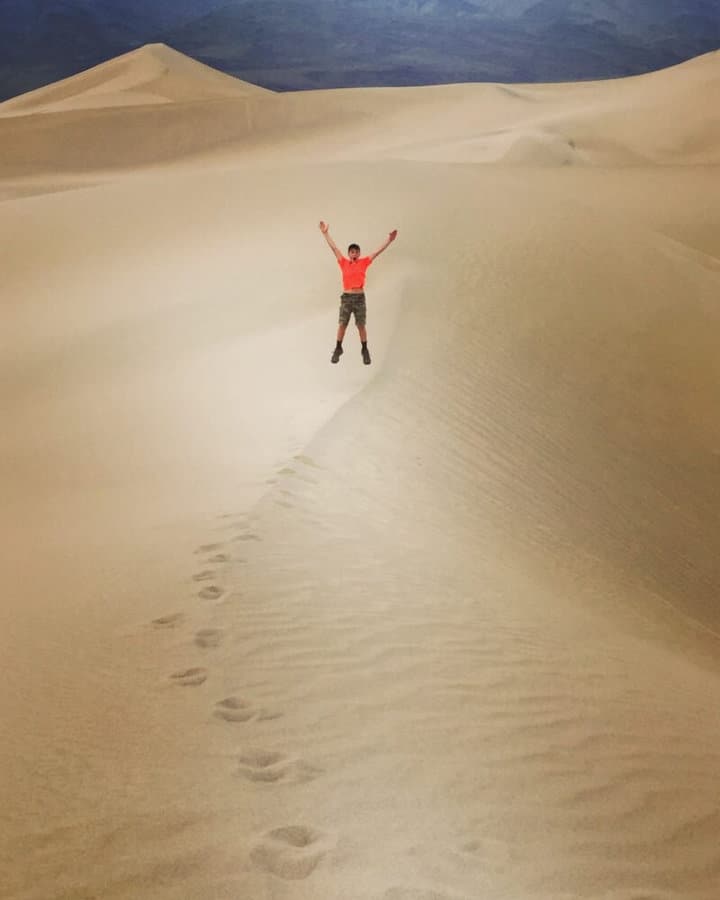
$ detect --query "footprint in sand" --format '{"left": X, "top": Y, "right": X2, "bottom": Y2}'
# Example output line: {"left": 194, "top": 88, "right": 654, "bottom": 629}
{"left": 198, "top": 585, "right": 224, "bottom": 600}
{"left": 214, "top": 696, "right": 256, "bottom": 723}
{"left": 192, "top": 570, "right": 215, "bottom": 582}
{"left": 152, "top": 613, "right": 184, "bottom": 628}
{"left": 232, "top": 533, "right": 262, "bottom": 543}
{"left": 209, "top": 553, "right": 231, "bottom": 563}
{"left": 170, "top": 667, "right": 208, "bottom": 687}
{"left": 195, "top": 543, "right": 224, "bottom": 554}
{"left": 278, "top": 461, "right": 318, "bottom": 484}
{"left": 213, "top": 697, "right": 283, "bottom": 723}
{"left": 194, "top": 628, "right": 223, "bottom": 649}
{"left": 250, "top": 826, "right": 331, "bottom": 880}
{"left": 237, "top": 750, "right": 321, "bottom": 784}
{"left": 293, "top": 454, "right": 321, "bottom": 469}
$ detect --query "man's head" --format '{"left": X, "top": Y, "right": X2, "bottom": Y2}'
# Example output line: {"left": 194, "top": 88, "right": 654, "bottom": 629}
{"left": 348, "top": 243, "right": 361, "bottom": 260}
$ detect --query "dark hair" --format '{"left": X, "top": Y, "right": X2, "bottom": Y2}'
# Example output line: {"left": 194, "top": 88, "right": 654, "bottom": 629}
{"left": 348, "top": 243, "right": 360, "bottom": 253}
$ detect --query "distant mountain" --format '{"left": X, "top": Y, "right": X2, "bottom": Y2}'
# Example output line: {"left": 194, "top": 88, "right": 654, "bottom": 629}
{"left": 1, "top": 0, "right": 718, "bottom": 101}
{"left": 161, "top": 0, "right": 720, "bottom": 90}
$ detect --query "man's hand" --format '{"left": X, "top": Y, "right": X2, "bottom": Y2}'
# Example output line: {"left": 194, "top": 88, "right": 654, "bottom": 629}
{"left": 370, "top": 228, "right": 398, "bottom": 260}
{"left": 319, "top": 221, "right": 342, "bottom": 259}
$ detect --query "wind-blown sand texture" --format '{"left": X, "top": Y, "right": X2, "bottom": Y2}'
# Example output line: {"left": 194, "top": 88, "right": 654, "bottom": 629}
{"left": 2, "top": 42, "right": 720, "bottom": 900}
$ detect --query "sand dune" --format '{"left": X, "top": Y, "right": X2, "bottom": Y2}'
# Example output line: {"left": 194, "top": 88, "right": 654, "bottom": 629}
{"left": 1, "top": 46, "right": 718, "bottom": 179}
{"left": 0, "top": 43, "right": 271, "bottom": 115}
{"left": 2, "top": 44, "right": 720, "bottom": 900}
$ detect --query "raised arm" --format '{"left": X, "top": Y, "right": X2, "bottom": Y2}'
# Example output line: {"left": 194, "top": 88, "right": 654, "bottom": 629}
{"left": 319, "top": 221, "right": 343, "bottom": 260}
{"left": 370, "top": 229, "right": 398, "bottom": 261}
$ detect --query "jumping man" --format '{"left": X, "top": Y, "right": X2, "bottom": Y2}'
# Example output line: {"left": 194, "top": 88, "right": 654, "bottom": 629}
{"left": 319, "top": 221, "right": 398, "bottom": 365}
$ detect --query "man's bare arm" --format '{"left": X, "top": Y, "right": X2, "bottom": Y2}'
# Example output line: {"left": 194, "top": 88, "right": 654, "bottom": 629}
{"left": 370, "top": 229, "right": 398, "bottom": 261}
{"left": 319, "top": 221, "right": 343, "bottom": 260}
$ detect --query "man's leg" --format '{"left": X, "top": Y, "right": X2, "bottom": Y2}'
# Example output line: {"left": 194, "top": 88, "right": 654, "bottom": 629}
{"left": 359, "top": 326, "right": 371, "bottom": 364}
{"left": 332, "top": 298, "right": 350, "bottom": 363}
{"left": 356, "top": 301, "right": 371, "bottom": 365}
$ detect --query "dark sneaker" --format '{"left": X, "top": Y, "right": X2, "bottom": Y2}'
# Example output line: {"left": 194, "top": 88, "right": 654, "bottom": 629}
{"left": 331, "top": 345, "right": 343, "bottom": 364}
{"left": 361, "top": 345, "right": 371, "bottom": 365}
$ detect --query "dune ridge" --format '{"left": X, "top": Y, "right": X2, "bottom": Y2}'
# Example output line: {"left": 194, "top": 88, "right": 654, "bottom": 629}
{"left": 2, "top": 42, "right": 720, "bottom": 900}
{"left": 0, "top": 43, "right": 271, "bottom": 115}
{"left": 0, "top": 45, "right": 718, "bottom": 181}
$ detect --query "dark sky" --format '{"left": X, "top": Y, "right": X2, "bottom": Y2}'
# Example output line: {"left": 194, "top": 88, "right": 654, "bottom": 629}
{"left": 1, "top": 1, "right": 718, "bottom": 100}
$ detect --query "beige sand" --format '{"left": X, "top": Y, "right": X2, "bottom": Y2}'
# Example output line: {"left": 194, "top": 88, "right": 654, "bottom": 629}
{"left": 1, "top": 43, "right": 720, "bottom": 900}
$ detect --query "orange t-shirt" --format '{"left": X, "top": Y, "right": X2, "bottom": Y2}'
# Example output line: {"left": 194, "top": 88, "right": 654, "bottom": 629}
{"left": 338, "top": 255, "right": 372, "bottom": 291}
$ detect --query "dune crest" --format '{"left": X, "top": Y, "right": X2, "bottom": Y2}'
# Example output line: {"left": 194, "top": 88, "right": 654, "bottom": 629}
{"left": 0, "top": 42, "right": 271, "bottom": 117}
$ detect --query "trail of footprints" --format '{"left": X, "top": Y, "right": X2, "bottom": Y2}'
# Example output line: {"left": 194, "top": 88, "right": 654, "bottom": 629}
{"left": 166, "top": 518, "right": 259, "bottom": 685}
{"left": 152, "top": 512, "right": 331, "bottom": 883}
{"left": 151, "top": 496, "right": 478, "bottom": 892}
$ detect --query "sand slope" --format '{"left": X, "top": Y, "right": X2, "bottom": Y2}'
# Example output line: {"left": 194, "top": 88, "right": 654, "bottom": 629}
{"left": 2, "top": 44, "right": 720, "bottom": 900}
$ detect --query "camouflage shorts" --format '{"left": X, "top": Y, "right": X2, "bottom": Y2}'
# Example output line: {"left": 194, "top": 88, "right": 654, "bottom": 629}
{"left": 338, "top": 292, "right": 367, "bottom": 327}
